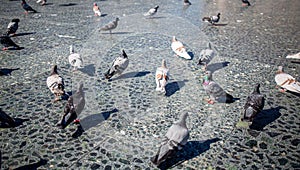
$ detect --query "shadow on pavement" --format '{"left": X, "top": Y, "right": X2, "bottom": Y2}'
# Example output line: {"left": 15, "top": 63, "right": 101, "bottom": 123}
{"left": 165, "top": 80, "right": 188, "bottom": 97}
{"left": 111, "top": 71, "right": 151, "bottom": 81}
{"left": 13, "top": 158, "right": 48, "bottom": 170}
{"left": 0, "top": 68, "right": 19, "bottom": 76}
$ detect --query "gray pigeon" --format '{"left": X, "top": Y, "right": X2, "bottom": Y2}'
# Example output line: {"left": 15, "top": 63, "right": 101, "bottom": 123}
{"left": 105, "top": 49, "right": 129, "bottom": 79}
{"left": 99, "top": 18, "right": 119, "bottom": 34}
{"left": 198, "top": 42, "right": 215, "bottom": 70}
{"left": 202, "top": 13, "right": 221, "bottom": 25}
{"left": 151, "top": 112, "right": 189, "bottom": 166}
{"left": 202, "top": 71, "right": 234, "bottom": 104}
{"left": 242, "top": 84, "right": 264, "bottom": 122}
{"left": 0, "top": 34, "right": 21, "bottom": 50}
{"left": 21, "top": 0, "right": 37, "bottom": 14}
{"left": 58, "top": 83, "right": 85, "bottom": 129}
{"left": 6, "top": 18, "right": 20, "bottom": 36}
{"left": 144, "top": 5, "right": 159, "bottom": 18}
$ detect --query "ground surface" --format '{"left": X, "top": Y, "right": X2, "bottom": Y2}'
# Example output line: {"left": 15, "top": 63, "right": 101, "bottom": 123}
{"left": 0, "top": 0, "right": 299, "bottom": 169}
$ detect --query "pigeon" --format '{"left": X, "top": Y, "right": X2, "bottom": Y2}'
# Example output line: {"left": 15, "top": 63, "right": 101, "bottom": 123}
{"left": 241, "top": 84, "right": 265, "bottom": 122}
{"left": 242, "top": 0, "right": 251, "bottom": 6}
{"left": 202, "top": 71, "right": 234, "bottom": 104}
{"left": 36, "top": 0, "right": 46, "bottom": 6}
{"left": 202, "top": 13, "right": 221, "bottom": 25}
{"left": 105, "top": 49, "right": 129, "bottom": 79}
{"left": 6, "top": 18, "right": 20, "bottom": 36}
{"left": 155, "top": 59, "right": 169, "bottom": 94}
{"left": 183, "top": 0, "right": 192, "bottom": 6}
{"left": 21, "top": 0, "right": 37, "bottom": 14}
{"left": 144, "top": 5, "right": 159, "bottom": 18}
{"left": 198, "top": 42, "right": 215, "bottom": 70}
{"left": 151, "top": 112, "right": 189, "bottom": 167}
{"left": 58, "top": 83, "right": 85, "bottom": 129}
{"left": 0, "top": 34, "right": 21, "bottom": 50}
{"left": 286, "top": 52, "right": 300, "bottom": 59}
{"left": 68, "top": 45, "right": 83, "bottom": 71}
{"left": 171, "top": 36, "right": 191, "bottom": 60}
{"left": 93, "top": 3, "right": 101, "bottom": 16}
{"left": 99, "top": 18, "right": 119, "bottom": 34}
{"left": 275, "top": 66, "right": 300, "bottom": 93}
{"left": 46, "top": 65, "right": 65, "bottom": 102}
{"left": 0, "top": 108, "right": 16, "bottom": 127}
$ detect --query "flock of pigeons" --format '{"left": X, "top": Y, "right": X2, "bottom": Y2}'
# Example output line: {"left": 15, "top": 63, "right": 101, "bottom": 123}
{"left": 1, "top": 0, "right": 300, "bottom": 168}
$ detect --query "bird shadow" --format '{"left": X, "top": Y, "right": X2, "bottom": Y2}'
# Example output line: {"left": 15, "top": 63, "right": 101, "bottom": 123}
{"left": 42, "top": 3, "right": 54, "bottom": 6}
{"left": 206, "top": 61, "right": 230, "bottom": 73}
{"left": 4, "top": 47, "right": 24, "bottom": 51}
{"left": 100, "top": 32, "right": 134, "bottom": 35}
{"left": 0, "top": 68, "right": 19, "bottom": 76}
{"left": 158, "top": 138, "right": 221, "bottom": 170}
{"left": 58, "top": 3, "right": 77, "bottom": 7}
{"left": 187, "top": 52, "right": 194, "bottom": 60}
{"left": 145, "top": 16, "right": 166, "bottom": 19}
{"left": 0, "top": 118, "right": 29, "bottom": 128}
{"left": 165, "top": 80, "right": 188, "bottom": 97}
{"left": 211, "top": 23, "right": 228, "bottom": 26}
{"left": 110, "top": 71, "right": 151, "bottom": 81}
{"left": 291, "top": 61, "right": 300, "bottom": 64}
{"left": 13, "top": 158, "right": 48, "bottom": 170}
{"left": 100, "top": 14, "right": 108, "bottom": 17}
{"left": 13, "top": 32, "right": 36, "bottom": 37}
{"left": 249, "top": 106, "right": 283, "bottom": 131}
{"left": 72, "top": 108, "right": 118, "bottom": 138}
{"left": 79, "top": 64, "right": 95, "bottom": 76}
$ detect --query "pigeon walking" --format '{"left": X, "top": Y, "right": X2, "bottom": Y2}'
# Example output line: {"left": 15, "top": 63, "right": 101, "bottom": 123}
{"left": 99, "top": 18, "right": 119, "bottom": 34}
{"left": 241, "top": 0, "right": 251, "bottom": 6}
{"left": 242, "top": 84, "right": 264, "bottom": 122}
{"left": 46, "top": 65, "right": 65, "bottom": 102}
{"left": 183, "top": 0, "right": 192, "bottom": 6}
{"left": 202, "top": 71, "right": 234, "bottom": 104}
{"left": 144, "top": 5, "right": 159, "bottom": 18}
{"left": 93, "top": 3, "right": 102, "bottom": 16}
{"left": 198, "top": 42, "right": 215, "bottom": 70}
{"left": 6, "top": 18, "right": 20, "bottom": 36}
{"left": 171, "top": 36, "right": 191, "bottom": 60}
{"left": 275, "top": 66, "right": 300, "bottom": 93}
{"left": 68, "top": 45, "right": 83, "bottom": 71}
{"left": 155, "top": 59, "right": 169, "bottom": 94}
{"left": 151, "top": 113, "right": 189, "bottom": 167}
{"left": 105, "top": 49, "right": 129, "bottom": 79}
{"left": 58, "top": 83, "right": 85, "bottom": 129}
{"left": 36, "top": 0, "right": 47, "bottom": 6}
{"left": 21, "top": 0, "right": 37, "bottom": 14}
{"left": 202, "top": 13, "right": 221, "bottom": 25}
{"left": 0, "top": 34, "right": 21, "bottom": 50}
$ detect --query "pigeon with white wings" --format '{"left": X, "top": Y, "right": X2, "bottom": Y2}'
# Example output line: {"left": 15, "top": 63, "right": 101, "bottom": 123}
{"left": 46, "top": 65, "right": 65, "bottom": 102}
{"left": 105, "top": 50, "right": 129, "bottom": 79}
{"left": 144, "top": 5, "right": 159, "bottom": 18}
{"left": 171, "top": 36, "right": 191, "bottom": 60}
{"left": 198, "top": 42, "right": 215, "bottom": 70}
{"left": 275, "top": 66, "right": 300, "bottom": 93}
{"left": 68, "top": 45, "right": 83, "bottom": 71}
{"left": 202, "top": 13, "right": 221, "bottom": 25}
{"left": 93, "top": 3, "right": 101, "bottom": 16}
{"left": 155, "top": 59, "right": 169, "bottom": 94}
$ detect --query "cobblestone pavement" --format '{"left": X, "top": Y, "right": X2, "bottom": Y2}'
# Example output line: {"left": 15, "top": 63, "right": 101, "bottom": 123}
{"left": 0, "top": 0, "right": 299, "bottom": 169}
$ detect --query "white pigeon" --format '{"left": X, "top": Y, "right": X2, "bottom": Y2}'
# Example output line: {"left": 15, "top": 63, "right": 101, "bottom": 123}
{"left": 46, "top": 65, "right": 65, "bottom": 102}
{"left": 93, "top": 3, "right": 101, "bottom": 16}
{"left": 151, "top": 112, "right": 189, "bottom": 166}
{"left": 105, "top": 50, "right": 129, "bottom": 79}
{"left": 171, "top": 36, "right": 191, "bottom": 60}
{"left": 144, "top": 5, "right": 159, "bottom": 18}
{"left": 275, "top": 66, "right": 300, "bottom": 93}
{"left": 286, "top": 52, "right": 300, "bottom": 59}
{"left": 155, "top": 59, "right": 169, "bottom": 94}
{"left": 198, "top": 42, "right": 215, "bottom": 70}
{"left": 68, "top": 45, "right": 83, "bottom": 71}
{"left": 36, "top": 0, "right": 46, "bottom": 5}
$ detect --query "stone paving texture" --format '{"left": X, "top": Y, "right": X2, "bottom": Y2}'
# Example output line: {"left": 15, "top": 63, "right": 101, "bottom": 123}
{"left": 0, "top": 0, "right": 299, "bottom": 169}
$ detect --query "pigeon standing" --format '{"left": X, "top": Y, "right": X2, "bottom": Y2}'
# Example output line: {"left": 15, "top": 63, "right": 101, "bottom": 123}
{"left": 151, "top": 112, "right": 189, "bottom": 166}
{"left": 46, "top": 65, "right": 65, "bottom": 102}
{"left": 21, "top": 0, "right": 37, "bottom": 14}
{"left": 144, "top": 5, "right": 159, "bottom": 18}
{"left": 242, "top": 84, "right": 264, "bottom": 122}
{"left": 202, "top": 71, "right": 234, "bottom": 104}
{"left": 36, "top": 0, "right": 47, "bottom": 6}
{"left": 242, "top": 0, "right": 251, "bottom": 6}
{"left": 99, "top": 18, "right": 119, "bottom": 34}
{"left": 198, "top": 42, "right": 215, "bottom": 70}
{"left": 286, "top": 52, "right": 300, "bottom": 59}
{"left": 171, "top": 36, "right": 191, "bottom": 60}
{"left": 202, "top": 13, "right": 221, "bottom": 25}
{"left": 93, "top": 3, "right": 102, "bottom": 16}
{"left": 58, "top": 83, "right": 85, "bottom": 129}
{"left": 155, "top": 59, "right": 169, "bottom": 94}
{"left": 105, "top": 49, "right": 129, "bottom": 79}
{"left": 183, "top": 0, "right": 192, "bottom": 6}
{"left": 0, "top": 108, "right": 16, "bottom": 127}
{"left": 275, "top": 66, "right": 300, "bottom": 93}
{"left": 0, "top": 34, "right": 21, "bottom": 50}
{"left": 68, "top": 45, "right": 83, "bottom": 71}
{"left": 6, "top": 18, "right": 20, "bottom": 36}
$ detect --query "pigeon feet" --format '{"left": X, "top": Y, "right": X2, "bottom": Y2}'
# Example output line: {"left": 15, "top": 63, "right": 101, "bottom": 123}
{"left": 73, "top": 119, "right": 80, "bottom": 124}
{"left": 2, "top": 47, "right": 8, "bottom": 51}
{"left": 279, "top": 88, "right": 286, "bottom": 93}
{"left": 205, "top": 98, "right": 215, "bottom": 104}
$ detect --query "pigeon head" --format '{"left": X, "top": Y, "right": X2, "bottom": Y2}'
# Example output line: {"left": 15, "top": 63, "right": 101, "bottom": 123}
{"left": 277, "top": 66, "right": 283, "bottom": 73}
{"left": 12, "top": 18, "right": 20, "bottom": 22}
{"left": 155, "top": 6, "right": 159, "bottom": 10}
{"left": 94, "top": 3, "right": 97, "bottom": 6}
{"left": 116, "top": 18, "right": 120, "bottom": 22}
{"left": 205, "top": 71, "right": 212, "bottom": 80}
{"left": 161, "top": 59, "right": 167, "bottom": 68}
{"left": 70, "top": 45, "right": 74, "bottom": 54}
{"left": 177, "top": 112, "right": 189, "bottom": 128}
{"left": 121, "top": 49, "right": 128, "bottom": 58}
{"left": 51, "top": 65, "right": 58, "bottom": 75}
{"left": 254, "top": 83, "right": 261, "bottom": 94}
{"left": 77, "top": 82, "right": 84, "bottom": 92}
{"left": 21, "top": 0, "right": 26, "bottom": 4}
{"left": 217, "top": 13, "right": 221, "bottom": 16}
